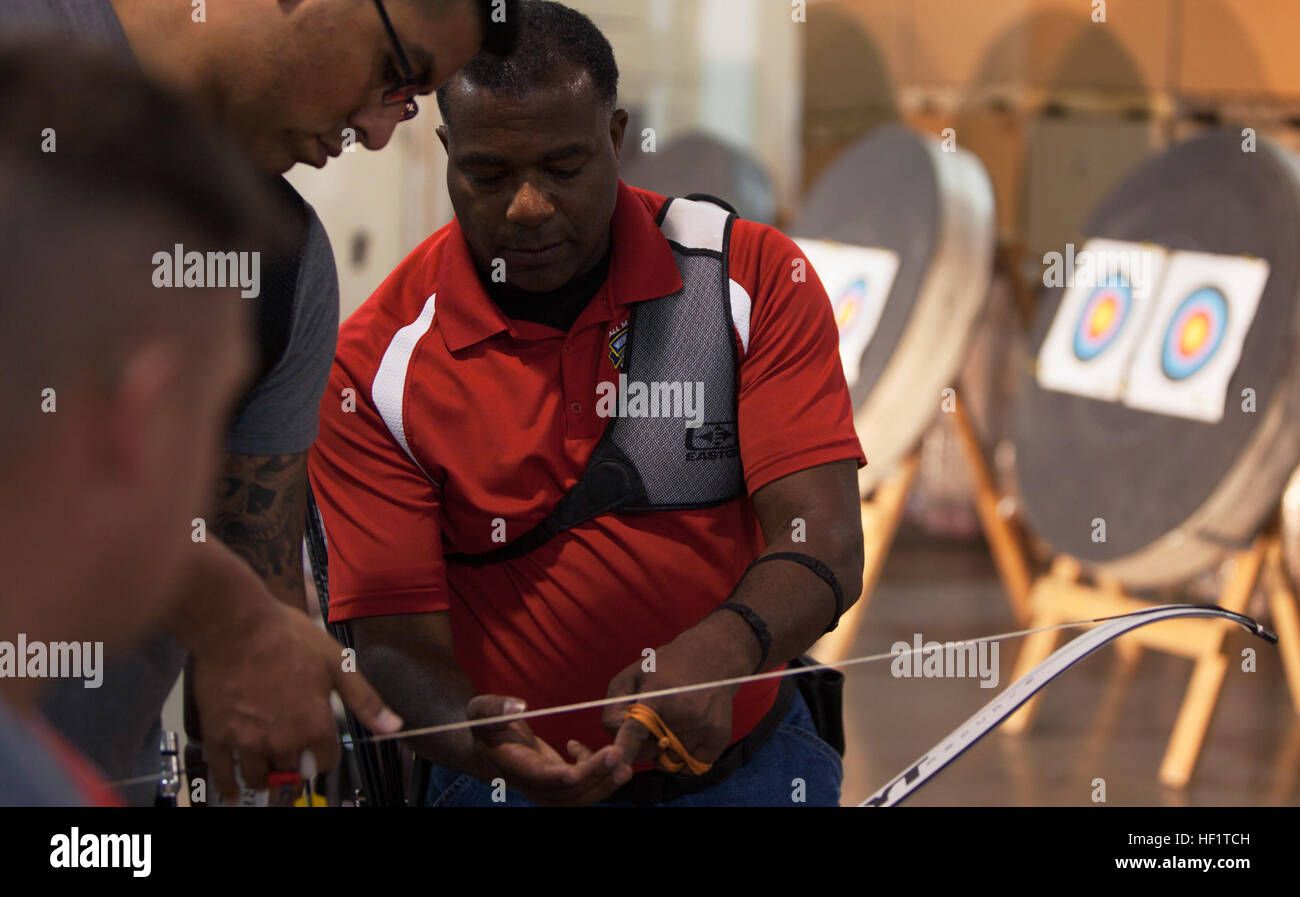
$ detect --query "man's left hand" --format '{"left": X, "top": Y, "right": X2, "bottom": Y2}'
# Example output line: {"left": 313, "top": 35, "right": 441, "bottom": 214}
{"left": 601, "top": 617, "right": 752, "bottom": 768}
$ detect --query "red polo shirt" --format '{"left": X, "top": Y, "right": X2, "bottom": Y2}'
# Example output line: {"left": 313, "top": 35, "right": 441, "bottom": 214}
{"left": 308, "top": 181, "right": 865, "bottom": 754}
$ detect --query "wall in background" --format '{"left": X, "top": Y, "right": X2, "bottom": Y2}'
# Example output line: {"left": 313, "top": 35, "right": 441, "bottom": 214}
{"left": 807, "top": 0, "right": 1300, "bottom": 279}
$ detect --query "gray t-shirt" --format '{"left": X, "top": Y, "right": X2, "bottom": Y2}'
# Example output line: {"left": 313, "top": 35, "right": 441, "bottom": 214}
{"left": 0, "top": 0, "right": 132, "bottom": 55}
{"left": 3, "top": 0, "right": 340, "bottom": 798}
{"left": 227, "top": 208, "right": 340, "bottom": 454}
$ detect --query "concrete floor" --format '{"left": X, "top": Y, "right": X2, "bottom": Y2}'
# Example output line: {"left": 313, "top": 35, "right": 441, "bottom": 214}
{"left": 836, "top": 534, "right": 1300, "bottom": 806}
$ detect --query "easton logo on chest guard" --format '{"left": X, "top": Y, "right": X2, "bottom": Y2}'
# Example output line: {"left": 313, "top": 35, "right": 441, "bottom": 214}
{"left": 686, "top": 420, "right": 739, "bottom": 461}
{"left": 444, "top": 195, "right": 745, "bottom": 566}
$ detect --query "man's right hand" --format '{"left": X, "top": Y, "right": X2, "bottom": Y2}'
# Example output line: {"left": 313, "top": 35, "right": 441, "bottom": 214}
{"left": 466, "top": 695, "right": 632, "bottom": 806}
{"left": 165, "top": 541, "right": 404, "bottom": 800}
{"left": 189, "top": 597, "right": 403, "bottom": 800}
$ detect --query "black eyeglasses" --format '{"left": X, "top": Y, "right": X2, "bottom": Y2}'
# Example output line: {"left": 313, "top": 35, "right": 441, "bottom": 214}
{"left": 372, "top": 0, "right": 419, "bottom": 121}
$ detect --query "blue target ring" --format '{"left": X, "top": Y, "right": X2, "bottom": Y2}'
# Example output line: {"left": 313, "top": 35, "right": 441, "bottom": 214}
{"left": 1072, "top": 283, "right": 1132, "bottom": 361}
{"left": 1161, "top": 287, "right": 1228, "bottom": 381}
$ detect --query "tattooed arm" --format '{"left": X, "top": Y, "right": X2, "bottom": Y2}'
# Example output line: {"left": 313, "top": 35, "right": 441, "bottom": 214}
{"left": 159, "top": 451, "right": 403, "bottom": 798}
{"left": 211, "top": 452, "right": 309, "bottom": 611}
{"left": 161, "top": 538, "right": 400, "bottom": 797}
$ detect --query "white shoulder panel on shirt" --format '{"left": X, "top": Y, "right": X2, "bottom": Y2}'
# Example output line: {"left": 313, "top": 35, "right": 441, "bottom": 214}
{"left": 371, "top": 292, "right": 437, "bottom": 478}
{"left": 728, "top": 279, "right": 752, "bottom": 355}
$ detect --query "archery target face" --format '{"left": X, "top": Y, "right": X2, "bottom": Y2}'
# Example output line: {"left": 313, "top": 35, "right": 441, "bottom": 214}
{"left": 795, "top": 238, "right": 899, "bottom": 390}
{"left": 1036, "top": 240, "right": 1166, "bottom": 401}
{"left": 1073, "top": 283, "right": 1132, "bottom": 360}
{"left": 1123, "top": 251, "right": 1270, "bottom": 423}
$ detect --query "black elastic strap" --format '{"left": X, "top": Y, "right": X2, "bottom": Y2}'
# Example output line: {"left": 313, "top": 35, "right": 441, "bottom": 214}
{"left": 718, "top": 602, "right": 771, "bottom": 673}
{"left": 747, "top": 551, "right": 845, "bottom": 633}
{"left": 444, "top": 452, "right": 644, "bottom": 566}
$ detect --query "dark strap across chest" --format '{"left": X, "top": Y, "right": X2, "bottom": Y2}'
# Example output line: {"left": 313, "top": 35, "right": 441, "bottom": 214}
{"left": 445, "top": 196, "right": 745, "bottom": 566}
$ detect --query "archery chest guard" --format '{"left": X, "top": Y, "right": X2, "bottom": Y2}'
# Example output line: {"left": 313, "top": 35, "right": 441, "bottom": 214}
{"left": 444, "top": 195, "right": 747, "bottom": 566}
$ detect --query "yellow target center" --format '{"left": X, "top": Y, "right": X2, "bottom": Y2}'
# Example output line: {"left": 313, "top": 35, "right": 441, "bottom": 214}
{"left": 1088, "top": 296, "right": 1117, "bottom": 338}
{"left": 1180, "top": 312, "right": 1210, "bottom": 355}
{"left": 835, "top": 298, "right": 857, "bottom": 331}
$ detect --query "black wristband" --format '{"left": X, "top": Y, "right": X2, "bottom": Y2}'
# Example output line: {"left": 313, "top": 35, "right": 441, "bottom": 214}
{"left": 718, "top": 602, "right": 771, "bottom": 673}
{"left": 747, "top": 551, "right": 845, "bottom": 633}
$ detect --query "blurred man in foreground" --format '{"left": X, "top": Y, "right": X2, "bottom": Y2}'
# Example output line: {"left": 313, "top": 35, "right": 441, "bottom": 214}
{"left": 0, "top": 44, "right": 283, "bottom": 805}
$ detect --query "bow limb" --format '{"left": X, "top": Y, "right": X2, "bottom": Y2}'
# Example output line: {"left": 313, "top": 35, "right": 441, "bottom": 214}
{"left": 860, "top": 604, "right": 1277, "bottom": 807}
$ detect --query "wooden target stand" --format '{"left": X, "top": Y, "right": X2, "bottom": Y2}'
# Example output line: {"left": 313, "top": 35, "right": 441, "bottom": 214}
{"left": 811, "top": 392, "right": 1300, "bottom": 789}
{"left": 812, "top": 392, "right": 1034, "bottom": 664}
{"left": 1001, "top": 529, "right": 1300, "bottom": 789}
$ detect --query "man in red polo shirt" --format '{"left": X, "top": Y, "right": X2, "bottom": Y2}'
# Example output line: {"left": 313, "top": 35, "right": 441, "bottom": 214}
{"left": 309, "top": 0, "right": 866, "bottom": 806}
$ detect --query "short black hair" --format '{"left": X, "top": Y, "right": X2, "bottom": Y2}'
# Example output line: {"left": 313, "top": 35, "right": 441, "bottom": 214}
{"left": 437, "top": 0, "right": 617, "bottom": 126}
{"left": 473, "top": 0, "right": 520, "bottom": 56}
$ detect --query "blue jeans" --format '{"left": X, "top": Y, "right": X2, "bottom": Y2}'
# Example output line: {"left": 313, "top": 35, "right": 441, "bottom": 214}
{"left": 425, "top": 691, "right": 843, "bottom": 806}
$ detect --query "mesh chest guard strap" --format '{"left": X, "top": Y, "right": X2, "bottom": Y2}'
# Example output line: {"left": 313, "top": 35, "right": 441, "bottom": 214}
{"left": 445, "top": 196, "right": 745, "bottom": 566}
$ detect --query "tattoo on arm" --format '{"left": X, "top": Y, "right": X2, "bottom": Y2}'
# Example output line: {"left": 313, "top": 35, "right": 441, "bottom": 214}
{"left": 212, "top": 452, "right": 308, "bottom": 608}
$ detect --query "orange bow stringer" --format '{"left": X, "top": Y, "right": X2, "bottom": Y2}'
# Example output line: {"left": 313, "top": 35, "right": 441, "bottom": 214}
{"left": 623, "top": 703, "right": 713, "bottom": 775}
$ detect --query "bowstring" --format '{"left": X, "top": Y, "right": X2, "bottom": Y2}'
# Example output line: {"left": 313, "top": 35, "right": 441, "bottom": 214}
{"left": 104, "top": 613, "right": 1122, "bottom": 791}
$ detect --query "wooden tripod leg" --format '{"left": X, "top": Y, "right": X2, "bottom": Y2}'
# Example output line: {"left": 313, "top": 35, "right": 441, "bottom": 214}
{"left": 949, "top": 395, "right": 1032, "bottom": 625}
{"left": 1158, "top": 536, "right": 1268, "bottom": 788}
{"left": 1003, "top": 558, "right": 1081, "bottom": 734}
{"left": 1159, "top": 653, "right": 1231, "bottom": 788}
{"left": 1001, "top": 625, "right": 1061, "bottom": 734}
{"left": 811, "top": 453, "right": 920, "bottom": 664}
{"left": 1265, "top": 540, "right": 1300, "bottom": 716}
{"left": 860, "top": 453, "right": 920, "bottom": 601}
{"left": 1267, "top": 718, "right": 1300, "bottom": 804}
{"left": 1098, "top": 574, "right": 1143, "bottom": 666}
